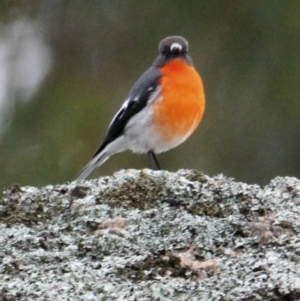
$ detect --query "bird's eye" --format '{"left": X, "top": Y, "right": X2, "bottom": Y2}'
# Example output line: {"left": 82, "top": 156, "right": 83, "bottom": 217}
{"left": 161, "top": 47, "right": 168, "bottom": 55}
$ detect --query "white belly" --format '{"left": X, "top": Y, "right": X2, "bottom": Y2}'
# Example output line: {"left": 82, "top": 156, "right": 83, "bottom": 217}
{"left": 124, "top": 105, "right": 190, "bottom": 154}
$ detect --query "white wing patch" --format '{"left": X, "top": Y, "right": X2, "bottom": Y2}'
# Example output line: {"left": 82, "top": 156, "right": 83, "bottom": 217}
{"left": 109, "top": 98, "right": 130, "bottom": 127}
{"left": 109, "top": 86, "right": 161, "bottom": 127}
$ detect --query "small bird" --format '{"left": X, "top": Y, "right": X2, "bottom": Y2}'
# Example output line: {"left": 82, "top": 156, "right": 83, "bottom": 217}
{"left": 76, "top": 36, "right": 205, "bottom": 180}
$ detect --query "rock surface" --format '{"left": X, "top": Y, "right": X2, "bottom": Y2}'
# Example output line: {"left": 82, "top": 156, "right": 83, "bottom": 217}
{"left": 1, "top": 169, "right": 300, "bottom": 301}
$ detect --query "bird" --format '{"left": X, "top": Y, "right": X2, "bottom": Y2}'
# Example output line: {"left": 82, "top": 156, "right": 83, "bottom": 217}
{"left": 76, "top": 36, "right": 205, "bottom": 180}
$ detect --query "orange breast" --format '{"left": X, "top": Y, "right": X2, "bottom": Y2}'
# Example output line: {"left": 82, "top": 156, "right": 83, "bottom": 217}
{"left": 153, "top": 59, "right": 205, "bottom": 140}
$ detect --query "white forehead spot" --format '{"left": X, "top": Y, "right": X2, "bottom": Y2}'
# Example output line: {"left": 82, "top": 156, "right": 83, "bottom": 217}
{"left": 170, "top": 42, "right": 182, "bottom": 51}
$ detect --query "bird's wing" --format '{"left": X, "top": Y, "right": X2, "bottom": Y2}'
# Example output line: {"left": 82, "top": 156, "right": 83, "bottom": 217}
{"left": 93, "top": 66, "right": 162, "bottom": 157}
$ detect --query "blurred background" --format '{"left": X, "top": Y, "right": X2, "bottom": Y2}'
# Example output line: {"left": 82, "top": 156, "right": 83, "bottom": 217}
{"left": 0, "top": 1, "right": 299, "bottom": 189}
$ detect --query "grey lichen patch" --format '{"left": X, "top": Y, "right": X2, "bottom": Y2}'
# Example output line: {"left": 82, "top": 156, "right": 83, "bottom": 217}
{"left": 0, "top": 184, "right": 71, "bottom": 226}
{"left": 76, "top": 169, "right": 249, "bottom": 218}
{"left": 1, "top": 170, "right": 300, "bottom": 300}
{"left": 248, "top": 215, "right": 295, "bottom": 244}
{"left": 115, "top": 253, "right": 189, "bottom": 282}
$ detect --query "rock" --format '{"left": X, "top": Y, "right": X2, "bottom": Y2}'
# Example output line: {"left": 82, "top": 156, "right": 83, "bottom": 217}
{"left": 1, "top": 169, "right": 300, "bottom": 300}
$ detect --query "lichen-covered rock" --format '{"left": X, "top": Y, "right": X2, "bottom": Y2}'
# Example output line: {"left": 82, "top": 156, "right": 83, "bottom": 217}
{"left": 1, "top": 169, "right": 300, "bottom": 300}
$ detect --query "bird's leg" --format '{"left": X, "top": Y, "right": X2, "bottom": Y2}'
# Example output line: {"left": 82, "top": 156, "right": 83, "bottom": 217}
{"left": 148, "top": 151, "right": 161, "bottom": 170}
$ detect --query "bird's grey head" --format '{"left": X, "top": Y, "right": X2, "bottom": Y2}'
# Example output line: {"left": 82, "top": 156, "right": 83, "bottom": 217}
{"left": 159, "top": 36, "right": 189, "bottom": 56}
{"left": 154, "top": 36, "right": 192, "bottom": 67}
